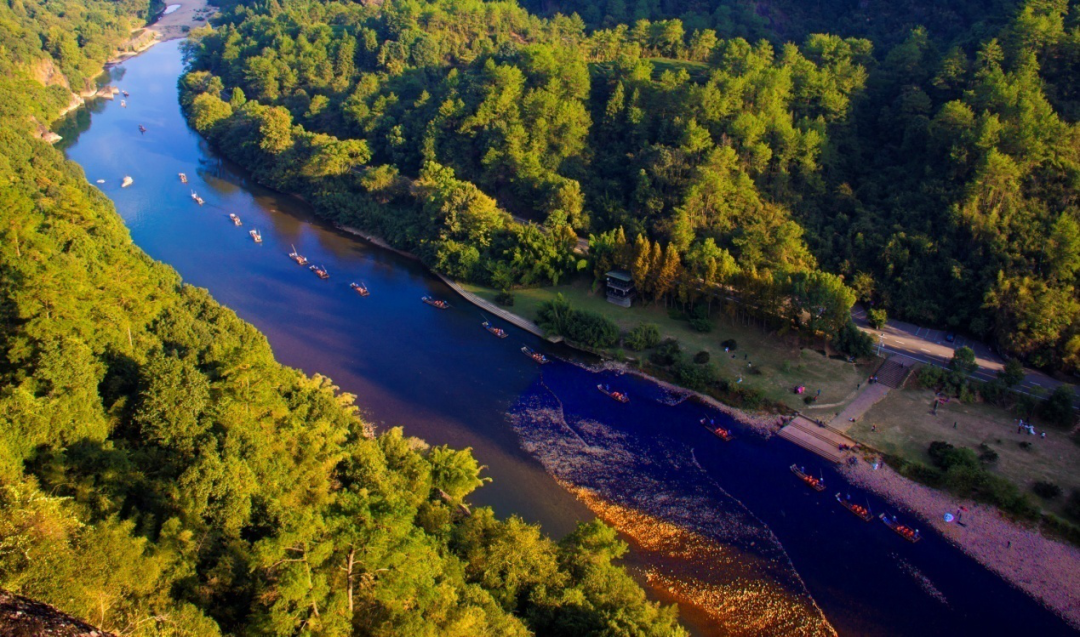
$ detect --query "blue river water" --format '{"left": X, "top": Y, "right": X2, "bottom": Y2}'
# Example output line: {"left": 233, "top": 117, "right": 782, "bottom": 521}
{"left": 59, "top": 39, "right": 1076, "bottom": 636}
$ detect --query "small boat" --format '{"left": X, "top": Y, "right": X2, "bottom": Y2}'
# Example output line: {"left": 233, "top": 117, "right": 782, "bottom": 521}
{"left": 122, "top": 90, "right": 129, "bottom": 97}
{"left": 699, "top": 418, "right": 733, "bottom": 441}
{"left": 179, "top": 173, "right": 187, "bottom": 183}
{"left": 521, "top": 346, "right": 549, "bottom": 365}
{"left": 138, "top": 125, "right": 146, "bottom": 133}
{"left": 880, "top": 513, "right": 922, "bottom": 543}
{"left": 422, "top": 296, "right": 449, "bottom": 309}
{"left": 288, "top": 245, "right": 308, "bottom": 265}
{"left": 597, "top": 384, "right": 629, "bottom": 403}
{"left": 836, "top": 493, "right": 873, "bottom": 521}
{"left": 350, "top": 282, "right": 370, "bottom": 297}
{"left": 229, "top": 213, "right": 241, "bottom": 226}
{"left": 121, "top": 100, "right": 127, "bottom": 108}
{"left": 96, "top": 179, "right": 105, "bottom": 184}
{"left": 310, "top": 264, "right": 329, "bottom": 279}
{"left": 790, "top": 464, "right": 826, "bottom": 491}
{"left": 482, "top": 321, "right": 508, "bottom": 338}
{"left": 121, "top": 176, "right": 133, "bottom": 188}
{"left": 191, "top": 190, "right": 204, "bottom": 205}
{"left": 249, "top": 229, "right": 262, "bottom": 243}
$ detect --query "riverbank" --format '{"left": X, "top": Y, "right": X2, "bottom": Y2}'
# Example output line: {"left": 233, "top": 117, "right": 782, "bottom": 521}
{"left": 842, "top": 459, "right": 1080, "bottom": 629}
{"left": 146, "top": 0, "right": 213, "bottom": 41}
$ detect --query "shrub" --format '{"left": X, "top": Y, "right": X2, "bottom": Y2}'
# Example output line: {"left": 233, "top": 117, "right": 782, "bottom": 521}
{"left": 564, "top": 311, "right": 619, "bottom": 348}
{"left": 649, "top": 338, "right": 683, "bottom": 367}
{"left": 918, "top": 365, "right": 946, "bottom": 389}
{"left": 979, "top": 379, "right": 1008, "bottom": 406}
{"left": 867, "top": 308, "right": 887, "bottom": 329}
{"left": 495, "top": 290, "right": 515, "bottom": 306}
{"left": 1033, "top": 481, "right": 1062, "bottom": 500}
{"left": 977, "top": 443, "right": 999, "bottom": 463}
{"left": 1039, "top": 386, "right": 1076, "bottom": 429}
{"left": 675, "top": 361, "right": 718, "bottom": 391}
{"left": 624, "top": 323, "right": 661, "bottom": 351}
{"left": 949, "top": 346, "right": 978, "bottom": 376}
{"left": 833, "top": 320, "right": 874, "bottom": 358}
{"left": 998, "top": 358, "right": 1025, "bottom": 388}
{"left": 1019, "top": 441, "right": 1033, "bottom": 450}
{"left": 693, "top": 351, "right": 710, "bottom": 364}
{"left": 1065, "top": 491, "right": 1080, "bottom": 524}
{"left": 689, "top": 316, "right": 713, "bottom": 333}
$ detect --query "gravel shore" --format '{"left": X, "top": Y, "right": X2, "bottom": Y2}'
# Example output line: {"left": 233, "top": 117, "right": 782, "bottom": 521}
{"left": 842, "top": 460, "right": 1080, "bottom": 629}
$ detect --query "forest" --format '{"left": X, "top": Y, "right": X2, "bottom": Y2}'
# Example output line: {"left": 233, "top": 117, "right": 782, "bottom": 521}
{"left": 182, "top": 0, "right": 1080, "bottom": 374}
{"left": 0, "top": 0, "right": 684, "bottom": 634}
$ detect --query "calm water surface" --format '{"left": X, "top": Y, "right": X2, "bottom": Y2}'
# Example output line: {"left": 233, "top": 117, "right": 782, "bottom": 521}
{"left": 60, "top": 40, "right": 1076, "bottom": 637}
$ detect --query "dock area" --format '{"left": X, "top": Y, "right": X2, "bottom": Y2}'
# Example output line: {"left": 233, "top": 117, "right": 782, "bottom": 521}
{"left": 778, "top": 415, "right": 857, "bottom": 463}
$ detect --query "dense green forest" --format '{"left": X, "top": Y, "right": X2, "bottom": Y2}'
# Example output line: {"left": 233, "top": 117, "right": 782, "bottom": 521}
{"left": 0, "top": 0, "right": 684, "bottom": 635}
{"left": 182, "top": 0, "right": 1080, "bottom": 374}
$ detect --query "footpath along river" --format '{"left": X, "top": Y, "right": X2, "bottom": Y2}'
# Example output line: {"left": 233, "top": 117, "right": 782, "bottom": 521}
{"left": 59, "top": 39, "right": 1077, "bottom": 636}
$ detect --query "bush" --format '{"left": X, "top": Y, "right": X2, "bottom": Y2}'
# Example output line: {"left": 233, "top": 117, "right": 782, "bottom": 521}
{"left": 918, "top": 365, "right": 946, "bottom": 389}
{"left": 720, "top": 339, "right": 737, "bottom": 351}
{"left": 977, "top": 443, "right": 999, "bottom": 463}
{"left": 979, "top": 379, "right": 1008, "bottom": 406}
{"left": 1039, "top": 386, "right": 1076, "bottom": 429}
{"left": 674, "top": 361, "right": 718, "bottom": 391}
{"left": 833, "top": 320, "right": 874, "bottom": 358}
{"left": 565, "top": 311, "right": 620, "bottom": 349}
{"left": 624, "top": 323, "right": 661, "bottom": 351}
{"left": 867, "top": 308, "right": 887, "bottom": 329}
{"left": 495, "top": 290, "right": 514, "bottom": 306}
{"left": 1065, "top": 491, "right": 1080, "bottom": 524}
{"left": 649, "top": 338, "right": 683, "bottom": 367}
{"left": 689, "top": 316, "right": 713, "bottom": 332}
{"left": 693, "top": 351, "right": 711, "bottom": 364}
{"left": 998, "top": 358, "right": 1025, "bottom": 388}
{"left": 1033, "top": 481, "right": 1063, "bottom": 500}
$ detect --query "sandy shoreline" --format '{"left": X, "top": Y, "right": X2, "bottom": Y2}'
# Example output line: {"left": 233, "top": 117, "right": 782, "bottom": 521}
{"left": 148, "top": 0, "right": 213, "bottom": 41}
{"left": 842, "top": 460, "right": 1080, "bottom": 629}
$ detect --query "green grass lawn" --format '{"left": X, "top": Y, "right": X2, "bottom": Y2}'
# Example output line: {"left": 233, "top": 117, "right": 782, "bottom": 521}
{"left": 850, "top": 386, "right": 1080, "bottom": 517}
{"left": 463, "top": 278, "right": 876, "bottom": 413}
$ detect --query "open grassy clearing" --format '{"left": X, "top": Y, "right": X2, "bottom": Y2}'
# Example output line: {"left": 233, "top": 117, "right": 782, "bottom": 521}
{"left": 463, "top": 278, "right": 876, "bottom": 413}
{"left": 850, "top": 385, "right": 1080, "bottom": 517}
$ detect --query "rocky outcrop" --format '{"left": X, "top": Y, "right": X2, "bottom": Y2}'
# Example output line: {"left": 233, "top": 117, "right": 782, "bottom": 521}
{"left": 0, "top": 590, "right": 116, "bottom": 636}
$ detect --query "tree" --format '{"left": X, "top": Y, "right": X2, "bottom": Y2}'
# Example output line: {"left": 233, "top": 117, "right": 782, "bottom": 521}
{"left": 998, "top": 358, "right": 1025, "bottom": 388}
{"left": 1039, "top": 385, "right": 1075, "bottom": 428}
{"left": 950, "top": 346, "right": 978, "bottom": 377}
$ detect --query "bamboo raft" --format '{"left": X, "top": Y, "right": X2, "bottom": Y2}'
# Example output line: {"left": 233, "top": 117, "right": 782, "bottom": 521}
{"left": 699, "top": 418, "right": 734, "bottom": 441}
{"left": 790, "top": 464, "right": 826, "bottom": 491}
{"left": 836, "top": 493, "right": 873, "bottom": 521}
{"left": 597, "top": 384, "right": 629, "bottom": 403}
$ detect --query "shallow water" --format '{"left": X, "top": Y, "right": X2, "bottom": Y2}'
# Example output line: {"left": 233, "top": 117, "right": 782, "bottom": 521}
{"left": 59, "top": 39, "right": 1077, "bottom": 636}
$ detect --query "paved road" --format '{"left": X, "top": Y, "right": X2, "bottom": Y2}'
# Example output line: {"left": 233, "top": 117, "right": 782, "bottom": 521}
{"left": 851, "top": 305, "right": 1072, "bottom": 396}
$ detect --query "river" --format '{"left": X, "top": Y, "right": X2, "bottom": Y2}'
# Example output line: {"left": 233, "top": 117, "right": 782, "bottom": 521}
{"left": 58, "top": 39, "right": 1076, "bottom": 637}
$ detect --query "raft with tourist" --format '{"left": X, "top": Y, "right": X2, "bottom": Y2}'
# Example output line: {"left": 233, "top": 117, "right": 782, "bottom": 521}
{"left": 880, "top": 513, "right": 922, "bottom": 543}
{"left": 229, "top": 213, "right": 241, "bottom": 226}
{"left": 288, "top": 245, "right": 307, "bottom": 265}
{"left": 790, "top": 464, "right": 826, "bottom": 491}
{"left": 521, "top": 346, "right": 549, "bottom": 364}
{"left": 310, "top": 264, "right": 329, "bottom": 279}
{"left": 121, "top": 175, "right": 133, "bottom": 188}
{"left": 422, "top": 296, "right": 449, "bottom": 309}
{"left": 699, "top": 418, "right": 734, "bottom": 441}
{"left": 179, "top": 172, "right": 187, "bottom": 183}
{"left": 350, "top": 282, "right": 370, "bottom": 297}
{"left": 836, "top": 493, "right": 873, "bottom": 521}
{"left": 191, "top": 191, "right": 204, "bottom": 205}
{"left": 597, "top": 384, "right": 630, "bottom": 403}
{"left": 249, "top": 229, "right": 262, "bottom": 243}
{"left": 482, "top": 320, "right": 508, "bottom": 338}
{"left": 138, "top": 124, "right": 146, "bottom": 133}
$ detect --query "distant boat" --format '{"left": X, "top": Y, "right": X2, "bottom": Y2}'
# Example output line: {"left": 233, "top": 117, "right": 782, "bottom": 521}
{"left": 880, "top": 513, "right": 922, "bottom": 543}
{"left": 121, "top": 100, "right": 127, "bottom": 108}
{"left": 521, "top": 346, "right": 548, "bottom": 364}
{"left": 179, "top": 173, "right": 187, "bottom": 183}
{"left": 121, "top": 176, "right": 133, "bottom": 188}
{"left": 122, "top": 90, "right": 129, "bottom": 97}
{"left": 790, "top": 464, "right": 826, "bottom": 492}
{"left": 229, "top": 213, "right": 241, "bottom": 226}
{"left": 191, "top": 190, "right": 204, "bottom": 205}
{"left": 349, "top": 282, "right": 370, "bottom": 297}
{"left": 288, "top": 245, "right": 308, "bottom": 265}
{"left": 249, "top": 229, "right": 262, "bottom": 243}
{"left": 310, "top": 264, "right": 329, "bottom": 279}
{"left": 597, "top": 384, "right": 629, "bottom": 403}
{"left": 422, "top": 296, "right": 449, "bottom": 309}
{"left": 138, "top": 124, "right": 146, "bottom": 133}
{"left": 482, "top": 320, "right": 508, "bottom": 338}
{"left": 699, "top": 417, "right": 733, "bottom": 441}
{"left": 836, "top": 493, "right": 873, "bottom": 521}
{"left": 95, "top": 179, "right": 105, "bottom": 184}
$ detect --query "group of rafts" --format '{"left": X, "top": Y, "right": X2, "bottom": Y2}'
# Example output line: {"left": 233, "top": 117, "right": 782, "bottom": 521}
{"left": 791, "top": 464, "right": 922, "bottom": 543}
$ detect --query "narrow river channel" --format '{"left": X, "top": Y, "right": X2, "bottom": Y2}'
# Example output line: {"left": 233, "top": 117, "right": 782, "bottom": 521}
{"left": 59, "top": 39, "right": 1076, "bottom": 637}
